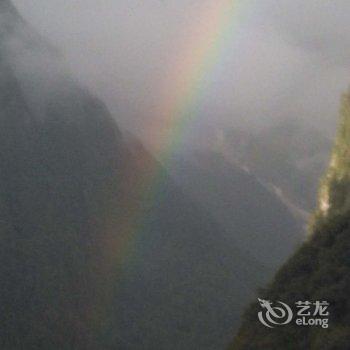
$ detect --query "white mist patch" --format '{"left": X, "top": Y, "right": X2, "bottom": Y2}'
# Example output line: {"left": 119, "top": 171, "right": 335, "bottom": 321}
{"left": 1, "top": 8, "right": 85, "bottom": 123}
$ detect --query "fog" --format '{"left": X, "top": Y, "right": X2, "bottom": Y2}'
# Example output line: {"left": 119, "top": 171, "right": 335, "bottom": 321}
{"left": 12, "top": 0, "right": 350, "bottom": 150}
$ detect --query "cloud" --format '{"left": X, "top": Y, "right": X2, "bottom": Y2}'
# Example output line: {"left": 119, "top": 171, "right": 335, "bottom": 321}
{"left": 11, "top": 0, "right": 350, "bottom": 147}
{"left": 257, "top": 0, "right": 350, "bottom": 66}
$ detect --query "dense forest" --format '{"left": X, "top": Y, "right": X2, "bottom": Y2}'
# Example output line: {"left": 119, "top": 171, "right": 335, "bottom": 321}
{"left": 231, "top": 92, "right": 350, "bottom": 349}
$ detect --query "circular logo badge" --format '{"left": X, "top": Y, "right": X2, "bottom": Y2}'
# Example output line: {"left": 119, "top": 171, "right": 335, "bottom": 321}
{"left": 258, "top": 298, "right": 293, "bottom": 328}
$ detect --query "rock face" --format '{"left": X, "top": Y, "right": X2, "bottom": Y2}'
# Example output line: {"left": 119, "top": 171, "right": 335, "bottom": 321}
{"left": 231, "top": 93, "right": 350, "bottom": 350}
{"left": 0, "top": 2, "right": 301, "bottom": 349}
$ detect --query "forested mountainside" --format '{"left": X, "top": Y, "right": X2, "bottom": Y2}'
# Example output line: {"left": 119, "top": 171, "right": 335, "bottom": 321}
{"left": 223, "top": 120, "right": 331, "bottom": 214}
{"left": 231, "top": 93, "right": 350, "bottom": 350}
{"left": 0, "top": 2, "right": 302, "bottom": 349}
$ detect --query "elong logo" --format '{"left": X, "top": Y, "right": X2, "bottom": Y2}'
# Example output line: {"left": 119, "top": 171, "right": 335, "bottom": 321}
{"left": 257, "top": 299, "right": 329, "bottom": 329}
{"left": 258, "top": 299, "right": 293, "bottom": 328}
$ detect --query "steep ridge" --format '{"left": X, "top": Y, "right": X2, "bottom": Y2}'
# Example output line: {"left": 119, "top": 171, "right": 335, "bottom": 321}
{"left": 0, "top": 2, "right": 302, "bottom": 349}
{"left": 0, "top": 1, "right": 125, "bottom": 348}
{"left": 317, "top": 93, "right": 350, "bottom": 219}
{"left": 231, "top": 93, "right": 350, "bottom": 350}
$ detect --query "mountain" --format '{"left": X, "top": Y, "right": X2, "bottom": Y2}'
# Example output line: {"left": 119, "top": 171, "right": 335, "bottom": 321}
{"left": 108, "top": 139, "right": 266, "bottom": 349}
{"left": 167, "top": 151, "right": 302, "bottom": 269}
{"left": 317, "top": 94, "right": 350, "bottom": 219}
{"left": 0, "top": 1, "right": 125, "bottom": 348}
{"left": 222, "top": 120, "right": 332, "bottom": 215}
{"left": 231, "top": 93, "right": 350, "bottom": 350}
{"left": 105, "top": 140, "right": 302, "bottom": 350}
{"left": 0, "top": 2, "right": 302, "bottom": 349}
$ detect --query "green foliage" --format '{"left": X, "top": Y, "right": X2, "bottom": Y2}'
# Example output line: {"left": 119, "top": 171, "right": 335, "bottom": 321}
{"left": 316, "top": 92, "right": 350, "bottom": 219}
{"left": 231, "top": 215, "right": 350, "bottom": 350}
{"left": 231, "top": 93, "right": 350, "bottom": 350}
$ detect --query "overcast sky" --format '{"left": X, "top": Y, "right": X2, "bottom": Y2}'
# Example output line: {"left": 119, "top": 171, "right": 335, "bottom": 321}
{"left": 12, "top": 0, "right": 350, "bottom": 149}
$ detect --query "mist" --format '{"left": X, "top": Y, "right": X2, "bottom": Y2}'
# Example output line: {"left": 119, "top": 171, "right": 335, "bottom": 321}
{"left": 12, "top": 0, "right": 350, "bottom": 150}
{"left": 2, "top": 2, "right": 349, "bottom": 348}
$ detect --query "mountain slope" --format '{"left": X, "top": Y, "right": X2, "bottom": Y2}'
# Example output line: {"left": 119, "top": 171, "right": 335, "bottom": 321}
{"left": 103, "top": 138, "right": 270, "bottom": 350}
{"left": 0, "top": 2, "right": 303, "bottom": 349}
{"left": 231, "top": 93, "right": 350, "bottom": 350}
{"left": 0, "top": 2, "right": 276, "bottom": 349}
{"left": 223, "top": 120, "right": 331, "bottom": 214}
{"left": 317, "top": 93, "right": 350, "bottom": 219}
{"left": 168, "top": 151, "right": 302, "bottom": 269}
{"left": 0, "top": 2, "right": 126, "bottom": 348}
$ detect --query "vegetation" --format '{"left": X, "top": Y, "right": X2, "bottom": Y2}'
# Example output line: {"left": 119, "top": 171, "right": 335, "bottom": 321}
{"left": 231, "top": 92, "right": 350, "bottom": 350}
{"left": 317, "top": 92, "right": 350, "bottom": 220}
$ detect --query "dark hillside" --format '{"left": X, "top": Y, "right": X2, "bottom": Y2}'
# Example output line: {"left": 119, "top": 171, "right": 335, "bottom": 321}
{"left": 231, "top": 93, "right": 350, "bottom": 350}
{"left": 0, "top": 1, "right": 302, "bottom": 348}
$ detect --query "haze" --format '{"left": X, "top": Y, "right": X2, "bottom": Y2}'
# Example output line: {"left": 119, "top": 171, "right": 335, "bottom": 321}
{"left": 12, "top": 0, "right": 350, "bottom": 150}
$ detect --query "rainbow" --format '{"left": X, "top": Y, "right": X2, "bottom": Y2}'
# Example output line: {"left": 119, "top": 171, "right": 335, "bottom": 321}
{"left": 93, "top": 0, "right": 249, "bottom": 327}
{"left": 148, "top": 0, "right": 243, "bottom": 160}
{"left": 105, "top": 0, "right": 247, "bottom": 269}
{"left": 138, "top": 0, "right": 246, "bottom": 202}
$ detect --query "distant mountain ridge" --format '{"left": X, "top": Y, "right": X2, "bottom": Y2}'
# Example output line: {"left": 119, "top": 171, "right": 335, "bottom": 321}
{"left": 167, "top": 150, "right": 302, "bottom": 269}
{"left": 221, "top": 120, "right": 332, "bottom": 215}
